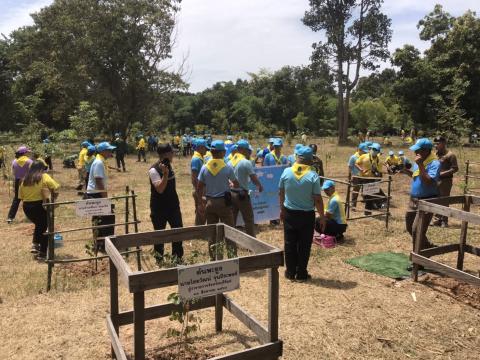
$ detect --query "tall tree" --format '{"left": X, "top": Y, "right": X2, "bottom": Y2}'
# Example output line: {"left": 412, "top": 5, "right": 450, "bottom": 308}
{"left": 303, "top": 0, "right": 392, "bottom": 144}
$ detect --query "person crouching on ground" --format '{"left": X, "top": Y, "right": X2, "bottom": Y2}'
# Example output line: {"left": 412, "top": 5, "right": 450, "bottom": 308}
{"left": 149, "top": 143, "right": 184, "bottom": 263}
{"left": 279, "top": 146, "right": 325, "bottom": 282}
{"left": 317, "top": 180, "right": 347, "bottom": 242}
{"left": 19, "top": 161, "right": 60, "bottom": 260}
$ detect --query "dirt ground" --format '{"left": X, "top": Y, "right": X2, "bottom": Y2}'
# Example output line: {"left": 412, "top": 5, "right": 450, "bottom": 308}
{"left": 1, "top": 137, "right": 479, "bottom": 360}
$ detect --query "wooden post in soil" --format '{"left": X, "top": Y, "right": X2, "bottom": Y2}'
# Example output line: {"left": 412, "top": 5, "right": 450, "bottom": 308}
{"left": 46, "top": 204, "right": 55, "bottom": 291}
{"left": 131, "top": 189, "right": 141, "bottom": 271}
{"left": 133, "top": 291, "right": 145, "bottom": 360}
{"left": 412, "top": 210, "right": 426, "bottom": 282}
{"left": 464, "top": 160, "right": 470, "bottom": 194}
{"left": 345, "top": 180, "right": 351, "bottom": 219}
{"left": 385, "top": 176, "right": 392, "bottom": 230}
{"left": 268, "top": 267, "right": 279, "bottom": 342}
{"left": 457, "top": 196, "right": 471, "bottom": 270}
{"left": 215, "top": 224, "right": 224, "bottom": 333}
{"left": 109, "top": 258, "right": 119, "bottom": 359}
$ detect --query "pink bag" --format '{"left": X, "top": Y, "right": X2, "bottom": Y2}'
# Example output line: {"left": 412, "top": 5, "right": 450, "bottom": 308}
{"left": 313, "top": 231, "right": 336, "bottom": 248}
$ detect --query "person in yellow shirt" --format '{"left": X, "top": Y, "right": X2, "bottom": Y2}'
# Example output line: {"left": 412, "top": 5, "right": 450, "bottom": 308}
{"left": 384, "top": 150, "right": 401, "bottom": 174}
{"left": 19, "top": 160, "right": 60, "bottom": 260}
{"left": 136, "top": 135, "right": 147, "bottom": 162}
{"left": 355, "top": 142, "right": 386, "bottom": 214}
{"left": 76, "top": 141, "right": 91, "bottom": 190}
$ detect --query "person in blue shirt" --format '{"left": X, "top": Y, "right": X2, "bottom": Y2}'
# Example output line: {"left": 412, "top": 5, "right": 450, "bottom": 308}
{"left": 287, "top": 144, "right": 302, "bottom": 166}
{"left": 191, "top": 139, "right": 208, "bottom": 225}
{"left": 228, "top": 140, "right": 263, "bottom": 237}
{"left": 348, "top": 142, "right": 368, "bottom": 208}
{"left": 261, "top": 138, "right": 275, "bottom": 159}
{"left": 402, "top": 138, "right": 440, "bottom": 253}
{"left": 263, "top": 138, "right": 288, "bottom": 166}
{"left": 197, "top": 140, "right": 240, "bottom": 258}
{"left": 279, "top": 146, "right": 326, "bottom": 282}
{"left": 319, "top": 180, "right": 347, "bottom": 242}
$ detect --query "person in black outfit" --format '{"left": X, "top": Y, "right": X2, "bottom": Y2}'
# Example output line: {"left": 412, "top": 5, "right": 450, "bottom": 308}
{"left": 149, "top": 143, "right": 184, "bottom": 262}
{"left": 113, "top": 134, "right": 127, "bottom": 172}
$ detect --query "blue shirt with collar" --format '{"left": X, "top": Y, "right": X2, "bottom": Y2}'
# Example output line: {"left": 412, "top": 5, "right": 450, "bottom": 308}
{"left": 410, "top": 159, "right": 441, "bottom": 198}
{"left": 279, "top": 167, "right": 321, "bottom": 211}
{"left": 198, "top": 163, "right": 237, "bottom": 198}
{"left": 348, "top": 153, "right": 360, "bottom": 176}
{"left": 263, "top": 152, "right": 288, "bottom": 166}
{"left": 191, "top": 157, "right": 204, "bottom": 174}
{"left": 228, "top": 158, "right": 255, "bottom": 191}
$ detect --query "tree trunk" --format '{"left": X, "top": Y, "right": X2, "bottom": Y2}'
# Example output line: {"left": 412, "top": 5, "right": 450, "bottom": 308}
{"left": 343, "top": 88, "right": 351, "bottom": 143}
{"left": 337, "top": 59, "right": 345, "bottom": 145}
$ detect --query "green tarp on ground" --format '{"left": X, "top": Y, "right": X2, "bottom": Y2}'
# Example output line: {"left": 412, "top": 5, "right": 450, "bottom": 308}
{"left": 345, "top": 252, "right": 411, "bottom": 279}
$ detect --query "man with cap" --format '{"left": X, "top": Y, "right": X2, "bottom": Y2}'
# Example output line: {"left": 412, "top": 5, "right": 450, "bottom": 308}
{"left": 319, "top": 180, "right": 348, "bottom": 242}
{"left": 263, "top": 138, "right": 288, "bottom": 166}
{"left": 86, "top": 141, "right": 116, "bottom": 249}
{"left": 197, "top": 140, "right": 240, "bottom": 258}
{"left": 84, "top": 144, "right": 97, "bottom": 188}
{"left": 76, "top": 141, "right": 91, "bottom": 190}
{"left": 398, "top": 150, "right": 413, "bottom": 170}
{"left": 7, "top": 146, "right": 33, "bottom": 223}
{"left": 287, "top": 144, "right": 302, "bottom": 166}
{"left": 191, "top": 138, "right": 209, "bottom": 225}
{"left": 136, "top": 135, "right": 147, "bottom": 162}
{"left": 355, "top": 142, "right": 385, "bottom": 214}
{"left": 228, "top": 140, "right": 263, "bottom": 237}
{"left": 432, "top": 136, "right": 458, "bottom": 227}
{"left": 261, "top": 138, "right": 275, "bottom": 159}
{"left": 402, "top": 138, "right": 440, "bottom": 253}
{"left": 348, "top": 142, "right": 368, "bottom": 208}
{"left": 309, "top": 144, "right": 325, "bottom": 183}
{"left": 385, "top": 150, "right": 402, "bottom": 174}
{"left": 112, "top": 133, "right": 127, "bottom": 172}
{"left": 225, "top": 135, "right": 234, "bottom": 145}
{"left": 149, "top": 143, "right": 184, "bottom": 262}
{"left": 279, "top": 145, "right": 325, "bottom": 282}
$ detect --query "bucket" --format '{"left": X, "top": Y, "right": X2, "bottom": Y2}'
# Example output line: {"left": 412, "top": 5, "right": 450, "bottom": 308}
{"left": 54, "top": 233, "right": 64, "bottom": 248}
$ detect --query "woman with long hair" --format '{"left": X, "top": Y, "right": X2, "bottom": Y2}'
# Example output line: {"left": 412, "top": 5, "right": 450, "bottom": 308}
{"left": 19, "top": 161, "right": 60, "bottom": 260}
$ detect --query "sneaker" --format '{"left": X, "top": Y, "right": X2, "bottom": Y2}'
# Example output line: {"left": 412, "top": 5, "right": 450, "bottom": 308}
{"left": 284, "top": 271, "right": 296, "bottom": 281}
{"left": 35, "top": 252, "right": 47, "bottom": 261}
{"left": 6, "top": 218, "right": 13, "bottom": 224}
{"left": 30, "top": 244, "right": 40, "bottom": 253}
{"left": 296, "top": 274, "right": 312, "bottom": 282}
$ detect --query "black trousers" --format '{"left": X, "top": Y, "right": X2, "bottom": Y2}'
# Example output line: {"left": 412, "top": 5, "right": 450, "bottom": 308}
{"left": 45, "top": 156, "right": 53, "bottom": 170}
{"left": 323, "top": 219, "right": 347, "bottom": 237}
{"left": 23, "top": 201, "right": 48, "bottom": 253}
{"left": 116, "top": 154, "right": 126, "bottom": 171}
{"left": 151, "top": 207, "right": 184, "bottom": 259}
{"left": 84, "top": 193, "right": 115, "bottom": 240}
{"left": 283, "top": 208, "right": 315, "bottom": 278}
{"left": 8, "top": 179, "right": 21, "bottom": 220}
{"left": 137, "top": 149, "right": 146, "bottom": 162}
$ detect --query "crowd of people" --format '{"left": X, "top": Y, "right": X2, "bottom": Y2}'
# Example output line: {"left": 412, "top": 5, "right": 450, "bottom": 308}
{"left": 3, "top": 132, "right": 459, "bottom": 279}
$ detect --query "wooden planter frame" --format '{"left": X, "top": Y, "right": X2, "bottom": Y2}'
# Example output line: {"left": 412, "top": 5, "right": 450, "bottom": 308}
{"left": 411, "top": 195, "right": 480, "bottom": 286}
{"left": 105, "top": 223, "right": 284, "bottom": 360}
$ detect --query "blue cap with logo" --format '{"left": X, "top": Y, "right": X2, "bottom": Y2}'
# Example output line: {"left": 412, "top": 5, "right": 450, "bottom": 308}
{"left": 388, "top": 150, "right": 394, "bottom": 156}
{"left": 370, "top": 143, "right": 381, "bottom": 152}
{"left": 81, "top": 141, "right": 92, "bottom": 147}
{"left": 210, "top": 140, "right": 226, "bottom": 151}
{"left": 321, "top": 179, "right": 335, "bottom": 190}
{"left": 409, "top": 138, "right": 433, "bottom": 152}
{"left": 268, "top": 138, "right": 275, "bottom": 144}
{"left": 294, "top": 143, "right": 303, "bottom": 155}
{"left": 237, "top": 139, "right": 250, "bottom": 149}
{"left": 365, "top": 141, "right": 373, "bottom": 147}
{"left": 296, "top": 145, "right": 313, "bottom": 160}
{"left": 195, "top": 138, "right": 207, "bottom": 148}
{"left": 273, "top": 138, "right": 283, "bottom": 147}
{"left": 96, "top": 141, "right": 116, "bottom": 152}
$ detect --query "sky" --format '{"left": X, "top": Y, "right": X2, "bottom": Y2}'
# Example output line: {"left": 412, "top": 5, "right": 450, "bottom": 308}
{"left": 1, "top": 0, "right": 479, "bottom": 92}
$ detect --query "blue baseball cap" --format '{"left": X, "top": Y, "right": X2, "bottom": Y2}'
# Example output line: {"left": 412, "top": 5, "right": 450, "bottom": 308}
{"left": 321, "top": 180, "right": 335, "bottom": 190}
{"left": 87, "top": 145, "right": 96, "bottom": 152}
{"left": 268, "top": 138, "right": 275, "bottom": 144}
{"left": 398, "top": 150, "right": 404, "bottom": 155}
{"left": 365, "top": 141, "right": 373, "bottom": 147}
{"left": 409, "top": 138, "right": 433, "bottom": 152}
{"left": 294, "top": 143, "right": 303, "bottom": 155}
{"left": 296, "top": 145, "right": 313, "bottom": 160}
{"left": 273, "top": 138, "right": 283, "bottom": 147}
{"left": 210, "top": 140, "right": 226, "bottom": 151}
{"left": 96, "top": 141, "right": 116, "bottom": 152}
{"left": 359, "top": 142, "right": 369, "bottom": 152}
{"left": 388, "top": 150, "right": 394, "bottom": 156}
{"left": 195, "top": 138, "right": 207, "bottom": 148}
{"left": 231, "top": 144, "right": 238, "bottom": 151}
{"left": 237, "top": 139, "right": 250, "bottom": 149}
{"left": 370, "top": 143, "right": 381, "bottom": 152}
{"left": 81, "top": 141, "right": 91, "bottom": 147}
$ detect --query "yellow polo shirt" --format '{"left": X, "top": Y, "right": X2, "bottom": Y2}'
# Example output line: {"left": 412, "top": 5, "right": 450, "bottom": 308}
{"left": 78, "top": 148, "right": 88, "bottom": 166}
{"left": 355, "top": 153, "right": 382, "bottom": 177}
{"left": 19, "top": 173, "right": 60, "bottom": 202}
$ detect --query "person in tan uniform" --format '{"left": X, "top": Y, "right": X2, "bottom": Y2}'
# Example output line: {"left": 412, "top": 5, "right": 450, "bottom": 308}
{"left": 432, "top": 136, "right": 458, "bottom": 227}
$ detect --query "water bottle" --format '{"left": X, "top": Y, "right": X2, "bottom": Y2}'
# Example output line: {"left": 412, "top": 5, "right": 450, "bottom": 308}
{"left": 54, "top": 233, "right": 64, "bottom": 248}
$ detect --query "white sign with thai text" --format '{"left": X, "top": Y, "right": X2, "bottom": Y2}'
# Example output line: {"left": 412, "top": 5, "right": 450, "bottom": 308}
{"left": 362, "top": 181, "right": 381, "bottom": 195}
{"left": 75, "top": 198, "right": 112, "bottom": 217}
{"left": 178, "top": 259, "right": 240, "bottom": 301}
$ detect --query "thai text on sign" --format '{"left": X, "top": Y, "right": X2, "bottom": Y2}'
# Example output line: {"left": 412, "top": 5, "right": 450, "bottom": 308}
{"left": 362, "top": 181, "right": 381, "bottom": 195}
{"left": 178, "top": 259, "right": 240, "bottom": 301}
{"left": 75, "top": 198, "right": 112, "bottom": 217}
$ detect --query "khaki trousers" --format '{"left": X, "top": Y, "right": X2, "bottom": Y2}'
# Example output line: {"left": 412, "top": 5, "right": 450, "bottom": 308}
{"left": 435, "top": 178, "right": 453, "bottom": 224}
{"left": 192, "top": 190, "right": 206, "bottom": 226}
{"left": 405, "top": 197, "right": 434, "bottom": 252}
{"left": 232, "top": 192, "right": 255, "bottom": 237}
{"left": 206, "top": 197, "right": 236, "bottom": 259}
{"left": 78, "top": 167, "right": 86, "bottom": 187}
